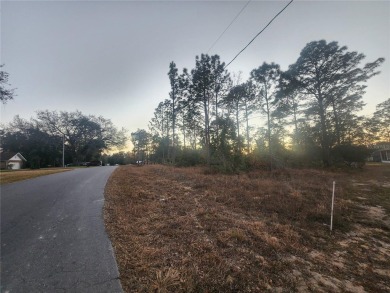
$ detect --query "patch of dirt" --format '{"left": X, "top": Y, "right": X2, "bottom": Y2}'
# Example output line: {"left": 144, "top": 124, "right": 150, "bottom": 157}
{"left": 365, "top": 205, "right": 390, "bottom": 227}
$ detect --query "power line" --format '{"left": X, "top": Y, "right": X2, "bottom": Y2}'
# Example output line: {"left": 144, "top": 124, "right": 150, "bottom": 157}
{"left": 207, "top": 1, "right": 252, "bottom": 54}
{"left": 224, "top": 0, "right": 294, "bottom": 69}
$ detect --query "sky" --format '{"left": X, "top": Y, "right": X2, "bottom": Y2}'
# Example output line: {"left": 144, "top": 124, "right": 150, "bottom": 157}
{"left": 1, "top": 0, "right": 389, "bottom": 150}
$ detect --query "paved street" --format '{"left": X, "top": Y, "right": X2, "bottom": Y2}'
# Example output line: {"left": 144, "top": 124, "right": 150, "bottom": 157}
{"left": 1, "top": 167, "right": 123, "bottom": 293}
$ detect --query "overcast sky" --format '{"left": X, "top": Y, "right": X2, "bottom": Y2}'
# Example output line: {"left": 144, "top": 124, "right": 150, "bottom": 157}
{"left": 1, "top": 0, "right": 389, "bottom": 148}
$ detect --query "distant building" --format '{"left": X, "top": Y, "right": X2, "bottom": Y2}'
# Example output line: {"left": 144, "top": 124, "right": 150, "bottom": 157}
{"left": 0, "top": 152, "right": 27, "bottom": 170}
{"left": 371, "top": 142, "right": 390, "bottom": 163}
{"left": 86, "top": 160, "right": 102, "bottom": 167}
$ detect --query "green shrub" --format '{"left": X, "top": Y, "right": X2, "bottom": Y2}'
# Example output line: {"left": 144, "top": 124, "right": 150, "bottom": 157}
{"left": 332, "top": 144, "right": 370, "bottom": 167}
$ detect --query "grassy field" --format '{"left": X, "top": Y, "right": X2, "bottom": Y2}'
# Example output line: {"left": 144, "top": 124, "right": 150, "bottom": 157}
{"left": 104, "top": 164, "right": 390, "bottom": 292}
{"left": 0, "top": 168, "right": 72, "bottom": 184}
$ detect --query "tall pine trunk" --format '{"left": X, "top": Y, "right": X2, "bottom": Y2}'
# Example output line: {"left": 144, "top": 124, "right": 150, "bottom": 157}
{"left": 318, "top": 94, "right": 331, "bottom": 167}
{"left": 265, "top": 86, "right": 272, "bottom": 170}
{"left": 172, "top": 91, "right": 176, "bottom": 164}
{"left": 235, "top": 101, "right": 240, "bottom": 153}
{"left": 203, "top": 90, "right": 210, "bottom": 166}
{"left": 292, "top": 100, "right": 299, "bottom": 150}
{"left": 331, "top": 99, "right": 341, "bottom": 145}
{"left": 245, "top": 99, "right": 250, "bottom": 154}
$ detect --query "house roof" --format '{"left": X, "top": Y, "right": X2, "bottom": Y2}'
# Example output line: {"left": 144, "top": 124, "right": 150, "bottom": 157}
{"left": 0, "top": 152, "right": 27, "bottom": 162}
{"left": 373, "top": 142, "right": 390, "bottom": 150}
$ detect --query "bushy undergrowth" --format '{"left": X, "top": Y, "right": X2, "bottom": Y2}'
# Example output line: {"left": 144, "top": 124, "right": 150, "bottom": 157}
{"left": 171, "top": 145, "right": 365, "bottom": 173}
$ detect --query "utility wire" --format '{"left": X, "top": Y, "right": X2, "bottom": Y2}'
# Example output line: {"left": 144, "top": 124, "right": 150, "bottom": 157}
{"left": 224, "top": 0, "right": 294, "bottom": 69}
{"left": 207, "top": 0, "right": 252, "bottom": 54}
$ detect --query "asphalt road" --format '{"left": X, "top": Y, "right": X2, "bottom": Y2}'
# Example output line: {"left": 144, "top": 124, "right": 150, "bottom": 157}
{"left": 1, "top": 167, "right": 123, "bottom": 293}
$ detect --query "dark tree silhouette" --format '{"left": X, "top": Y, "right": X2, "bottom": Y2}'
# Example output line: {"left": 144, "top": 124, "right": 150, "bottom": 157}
{"left": 372, "top": 98, "right": 390, "bottom": 142}
{"left": 284, "top": 40, "right": 384, "bottom": 166}
{"left": 0, "top": 65, "right": 16, "bottom": 104}
{"left": 131, "top": 129, "right": 151, "bottom": 164}
{"left": 191, "top": 54, "right": 226, "bottom": 165}
{"left": 36, "top": 110, "right": 127, "bottom": 164}
{"left": 147, "top": 40, "right": 385, "bottom": 169}
{"left": 168, "top": 62, "right": 179, "bottom": 163}
{"left": 251, "top": 62, "right": 281, "bottom": 168}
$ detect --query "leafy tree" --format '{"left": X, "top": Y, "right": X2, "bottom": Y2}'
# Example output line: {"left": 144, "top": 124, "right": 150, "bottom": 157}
{"left": 131, "top": 129, "right": 151, "bottom": 163}
{"left": 332, "top": 144, "right": 370, "bottom": 167}
{"left": 372, "top": 98, "right": 390, "bottom": 142}
{"left": 357, "top": 117, "right": 379, "bottom": 146}
{"left": 36, "top": 110, "right": 126, "bottom": 163}
{"left": 149, "top": 101, "right": 168, "bottom": 138}
{"left": 290, "top": 120, "right": 323, "bottom": 166}
{"left": 175, "top": 148, "right": 202, "bottom": 167}
{"left": 0, "top": 65, "right": 16, "bottom": 104}
{"left": 149, "top": 136, "right": 170, "bottom": 163}
{"left": 149, "top": 99, "right": 173, "bottom": 162}
{"left": 106, "top": 151, "right": 132, "bottom": 165}
{"left": 1, "top": 116, "right": 62, "bottom": 168}
{"left": 210, "top": 116, "right": 240, "bottom": 172}
{"left": 337, "top": 112, "right": 366, "bottom": 145}
{"left": 284, "top": 40, "right": 384, "bottom": 166}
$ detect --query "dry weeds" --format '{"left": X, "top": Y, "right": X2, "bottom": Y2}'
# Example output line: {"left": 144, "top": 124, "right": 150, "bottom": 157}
{"left": 0, "top": 168, "right": 72, "bottom": 184}
{"left": 104, "top": 164, "right": 390, "bottom": 292}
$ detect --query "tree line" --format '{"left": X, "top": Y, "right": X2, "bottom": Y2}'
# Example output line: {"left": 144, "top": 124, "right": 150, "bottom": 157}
{"left": 133, "top": 40, "right": 387, "bottom": 171}
{"left": 1, "top": 110, "right": 127, "bottom": 168}
{"left": 1, "top": 40, "right": 388, "bottom": 170}
{"left": 1, "top": 66, "right": 129, "bottom": 168}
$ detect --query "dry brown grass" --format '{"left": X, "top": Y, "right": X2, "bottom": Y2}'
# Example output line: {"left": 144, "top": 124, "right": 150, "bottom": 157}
{"left": 0, "top": 168, "right": 72, "bottom": 184}
{"left": 104, "top": 164, "right": 390, "bottom": 292}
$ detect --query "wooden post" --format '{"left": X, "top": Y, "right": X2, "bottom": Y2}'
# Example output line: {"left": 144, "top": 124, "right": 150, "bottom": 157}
{"left": 330, "top": 181, "right": 336, "bottom": 232}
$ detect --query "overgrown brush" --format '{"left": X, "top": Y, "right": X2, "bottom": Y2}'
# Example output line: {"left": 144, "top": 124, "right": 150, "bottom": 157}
{"left": 105, "top": 164, "right": 390, "bottom": 292}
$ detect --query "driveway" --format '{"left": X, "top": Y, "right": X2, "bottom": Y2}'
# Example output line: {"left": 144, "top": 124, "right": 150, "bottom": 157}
{"left": 1, "top": 167, "right": 123, "bottom": 292}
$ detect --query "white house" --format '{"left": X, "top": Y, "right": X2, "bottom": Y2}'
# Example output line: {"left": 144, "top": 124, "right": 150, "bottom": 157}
{"left": 0, "top": 152, "right": 27, "bottom": 170}
{"left": 371, "top": 142, "right": 390, "bottom": 163}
